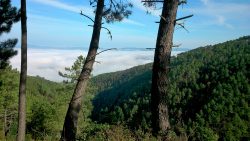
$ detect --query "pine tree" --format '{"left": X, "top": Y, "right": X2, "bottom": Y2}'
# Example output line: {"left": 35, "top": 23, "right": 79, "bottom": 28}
{"left": 0, "top": 66, "right": 18, "bottom": 137}
{"left": 58, "top": 55, "right": 85, "bottom": 83}
{"left": 61, "top": 0, "right": 132, "bottom": 140}
{"left": 0, "top": 0, "right": 20, "bottom": 69}
{"left": 143, "top": 0, "right": 191, "bottom": 134}
{"left": 17, "top": 0, "right": 27, "bottom": 140}
{"left": 0, "top": 1, "right": 20, "bottom": 138}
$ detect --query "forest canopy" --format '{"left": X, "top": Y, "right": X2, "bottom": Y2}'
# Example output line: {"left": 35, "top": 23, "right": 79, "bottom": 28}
{"left": 1, "top": 36, "right": 249, "bottom": 140}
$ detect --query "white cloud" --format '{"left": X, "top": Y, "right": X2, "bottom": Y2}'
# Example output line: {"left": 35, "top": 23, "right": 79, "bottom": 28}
{"left": 10, "top": 49, "right": 85, "bottom": 81}
{"left": 30, "top": 0, "right": 145, "bottom": 27}
{"left": 215, "top": 15, "right": 233, "bottom": 29}
{"left": 10, "top": 48, "right": 183, "bottom": 82}
{"left": 123, "top": 19, "right": 146, "bottom": 27}
{"left": 30, "top": 0, "right": 94, "bottom": 16}
{"left": 187, "top": 1, "right": 250, "bottom": 29}
{"left": 200, "top": 0, "right": 209, "bottom": 5}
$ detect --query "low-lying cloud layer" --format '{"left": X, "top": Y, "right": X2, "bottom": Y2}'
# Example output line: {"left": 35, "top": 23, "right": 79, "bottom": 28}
{"left": 10, "top": 48, "right": 182, "bottom": 82}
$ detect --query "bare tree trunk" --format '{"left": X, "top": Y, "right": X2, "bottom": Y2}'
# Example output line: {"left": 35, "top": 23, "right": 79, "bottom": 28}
{"left": 60, "top": 0, "right": 104, "bottom": 140}
{"left": 17, "top": 0, "right": 27, "bottom": 140}
{"left": 151, "top": 0, "right": 179, "bottom": 134}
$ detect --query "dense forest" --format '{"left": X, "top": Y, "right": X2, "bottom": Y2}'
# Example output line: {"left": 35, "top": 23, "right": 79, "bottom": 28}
{"left": 91, "top": 36, "right": 250, "bottom": 140}
{"left": 0, "top": 36, "right": 249, "bottom": 140}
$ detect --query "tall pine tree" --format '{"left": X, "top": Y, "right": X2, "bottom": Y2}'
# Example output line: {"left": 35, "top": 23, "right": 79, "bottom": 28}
{"left": 143, "top": 0, "right": 191, "bottom": 134}
{"left": 17, "top": 0, "right": 27, "bottom": 140}
{"left": 61, "top": 0, "right": 133, "bottom": 140}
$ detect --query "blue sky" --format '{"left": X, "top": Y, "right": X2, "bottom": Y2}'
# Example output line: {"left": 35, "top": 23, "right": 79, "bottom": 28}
{"left": 5, "top": 0, "right": 250, "bottom": 81}
{"left": 6, "top": 0, "right": 250, "bottom": 50}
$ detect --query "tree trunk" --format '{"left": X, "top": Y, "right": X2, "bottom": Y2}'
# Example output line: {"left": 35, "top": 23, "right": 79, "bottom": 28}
{"left": 17, "top": 0, "right": 27, "bottom": 140}
{"left": 151, "top": 0, "right": 179, "bottom": 134}
{"left": 60, "top": 0, "right": 104, "bottom": 140}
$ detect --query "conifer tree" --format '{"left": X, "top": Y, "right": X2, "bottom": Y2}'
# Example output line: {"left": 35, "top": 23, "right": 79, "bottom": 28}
{"left": 58, "top": 55, "right": 85, "bottom": 83}
{"left": 0, "top": 0, "right": 20, "bottom": 69}
{"left": 61, "top": 0, "right": 132, "bottom": 140}
{"left": 17, "top": 0, "right": 27, "bottom": 140}
{"left": 143, "top": 0, "right": 192, "bottom": 134}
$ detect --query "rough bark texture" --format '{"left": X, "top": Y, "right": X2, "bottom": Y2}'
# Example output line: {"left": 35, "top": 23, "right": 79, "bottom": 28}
{"left": 151, "top": 0, "right": 179, "bottom": 134}
{"left": 60, "top": 0, "right": 104, "bottom": 140}
{"left": 17, "top": 0, "right": 27, "bottom": 140}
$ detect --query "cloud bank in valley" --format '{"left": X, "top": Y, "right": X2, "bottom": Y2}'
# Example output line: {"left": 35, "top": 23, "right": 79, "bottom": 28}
{"left": 10, "top": 48, "right": 183, "bottom": 82}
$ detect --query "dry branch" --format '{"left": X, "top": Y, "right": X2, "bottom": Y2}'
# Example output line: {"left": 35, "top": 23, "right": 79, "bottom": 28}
{"left": 96, "top": 48, "right": 117, "bottom": 56}
{"left": 80, "top": 11, "right": 95, "bottom": 23}
{"left": 175, "top": 14, "right": 193, "bottom": 22}
{"left": 88, "top": 25, "right": 113, "bottom": 40}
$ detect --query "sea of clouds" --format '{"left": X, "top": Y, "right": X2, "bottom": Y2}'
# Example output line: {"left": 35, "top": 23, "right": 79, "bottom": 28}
{"left": 10, "top": 48, "right": 183, "bottom": 82}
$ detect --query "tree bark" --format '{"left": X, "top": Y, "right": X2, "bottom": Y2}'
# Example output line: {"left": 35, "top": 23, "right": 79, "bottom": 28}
{"left": 60, "top": 0, "right": 104, "bottom": 140}
{"left": 151, "top": 0, "right": 179, "bottom": 134}
{"left": 17, "top": 0, "right": 27, "bottom": 140}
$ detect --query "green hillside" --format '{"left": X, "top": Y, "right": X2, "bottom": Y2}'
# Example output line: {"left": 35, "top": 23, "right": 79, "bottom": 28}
{"left": 0, "top": 36, "right": 249, "bottom": 140}
{"left": 0, "top": 68, "right": 74, "bottom": 140}
{"left": 0, "top": 67, "right": 99, "bottom": 140}
{"left": 91, "top": 63, "right": 152, "bottom": 92}
{"left": 91, "top": 36, "right": 250, "bottom": 140}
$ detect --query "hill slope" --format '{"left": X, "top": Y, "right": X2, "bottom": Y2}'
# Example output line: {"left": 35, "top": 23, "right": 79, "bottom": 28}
{"left": 0, "top": 69, "right": 75, "bottom": 140}
{"left": 91, "top": 36, "right": 250, "bottom": 140}
{"left": 0, "top": 36, "right": 249, "bottom": 140}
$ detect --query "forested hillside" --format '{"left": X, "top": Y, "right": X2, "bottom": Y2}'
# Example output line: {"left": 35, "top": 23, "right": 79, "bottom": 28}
{"left": 0, "top": 68, "right": 70, "bottom": 140}
{"left": 91, "top": 36, "right": 250, "bottom": 140}
{"left": 0, "top": 36, "right": 249, "bottom": 140}
{"left": 0, "top": 69, "right": 95, "bottom": 140}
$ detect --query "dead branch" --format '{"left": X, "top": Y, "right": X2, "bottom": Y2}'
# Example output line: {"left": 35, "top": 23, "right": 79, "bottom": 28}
{"left": 88, "top": 25, "right": 113, "bottom": 40}
{"left": 101, "top": 27, "right": 112, "bottom": 40}
{"left": 172, "top": 44, "right": 182, "bottom": 47}
{"left": 176, "top": 22, "right": 189, "bottom": 32}
{"left": 95, "top": 61, "right": 101, "bottom": 64}
{"left": 146, "top": 43, "right": 181, "bottom": 49}
{"left": 96, "top": 48, "right": 117, "bottom": 56}
{"left": 146, "top": 48, "right": 155, "bottom": 50}
{"left": 175, "top": 14, "right": 193, "bottom": 22}
{"left": 80, "top": 11, "right": 94, "bottom": 23}
{"left": 80, "top": 48, "right": 117, "bottom": 70}
{"left": 160, "top": 15, "right": 167, "bottom": 22}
